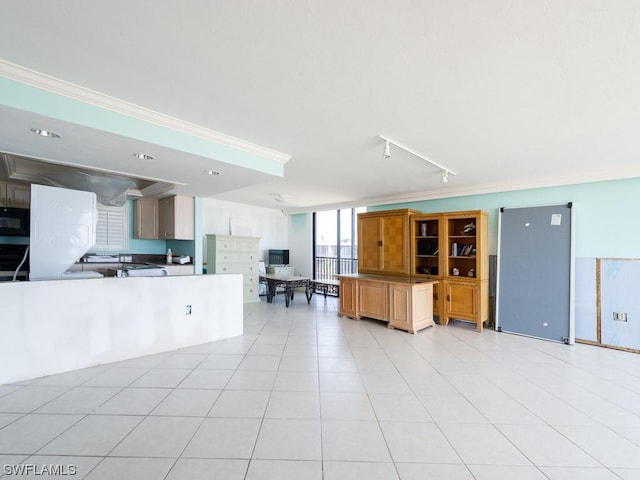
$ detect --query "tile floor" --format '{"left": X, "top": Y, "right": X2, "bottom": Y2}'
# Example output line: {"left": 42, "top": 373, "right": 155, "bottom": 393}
{"left": 2, "top": 296, "right": 640, "bottom": 479}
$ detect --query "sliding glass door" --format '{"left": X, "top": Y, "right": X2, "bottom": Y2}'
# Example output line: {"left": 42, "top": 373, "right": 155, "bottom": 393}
{"left": 313, "top": 207, "right": 365, "bottom": 282}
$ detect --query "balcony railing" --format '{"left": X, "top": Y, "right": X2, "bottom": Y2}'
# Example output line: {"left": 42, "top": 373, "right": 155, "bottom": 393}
{"left": 314, "top": 256, "right": 358, "bottom": 282}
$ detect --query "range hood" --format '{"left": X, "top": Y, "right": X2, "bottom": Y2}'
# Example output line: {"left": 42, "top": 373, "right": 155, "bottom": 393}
{"left": 2, "top": 153, "right": 174, "bottom": 205}
{"left": 42, "top": 171, "right": 135, "bottom": 207}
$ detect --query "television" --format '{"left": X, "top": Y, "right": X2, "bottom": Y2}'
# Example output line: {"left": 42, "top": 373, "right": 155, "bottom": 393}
{"left": 268, "top": 249, "right": 289, "bottom": 265}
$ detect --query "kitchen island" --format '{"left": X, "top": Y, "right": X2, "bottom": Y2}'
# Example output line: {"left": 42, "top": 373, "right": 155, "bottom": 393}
{"left": 0, "top": 273, "right": 243, "bottom": 385}
{"left": 338, "top": 274, "right": 438, "bottom": 334}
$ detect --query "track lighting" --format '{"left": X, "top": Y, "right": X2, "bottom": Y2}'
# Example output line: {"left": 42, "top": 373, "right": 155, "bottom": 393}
{"left": 383, "top": 140, "right": 391, "bottom": 159}
{"left": 378, "top": 134, "right": 456, "bottom": 181}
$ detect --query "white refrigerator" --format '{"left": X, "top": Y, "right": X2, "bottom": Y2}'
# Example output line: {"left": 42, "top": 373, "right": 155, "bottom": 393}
{"left": 29, "top": 184, "right": 99, "bottom": 280}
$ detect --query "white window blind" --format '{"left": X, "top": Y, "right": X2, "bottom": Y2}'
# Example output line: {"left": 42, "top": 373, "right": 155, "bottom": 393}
{"left": 93, "top": 204, "right": 128, "bottom": 251}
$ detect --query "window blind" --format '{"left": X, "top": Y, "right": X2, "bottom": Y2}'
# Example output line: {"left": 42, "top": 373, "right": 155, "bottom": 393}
{"left": 94, "top": 204, "right": 128, "bottom": 251}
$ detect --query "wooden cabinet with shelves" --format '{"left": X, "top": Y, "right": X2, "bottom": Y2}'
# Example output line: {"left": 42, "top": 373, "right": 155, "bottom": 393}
{"left": 410, "top": 210, "right": 489, "bottom": 332}
{"left": 1, "top": 182, "right": 30, "bottom": 208}
{"left": 357, "top": 208, "right": 489, "bottom": 332}
{"left": 133, "top": 198, "right": 159, "bottom": 239}
{"left": 159, "top": 195, "right": 194, "bottom": 240}
{"left": 411, "top": 214, "right": 442, "bottom": 277}
{"left": 441, "top": 211, "right": 488, "bottom": 332}
{"left": 357, "top": 209, "right": 418, "bottom": 276}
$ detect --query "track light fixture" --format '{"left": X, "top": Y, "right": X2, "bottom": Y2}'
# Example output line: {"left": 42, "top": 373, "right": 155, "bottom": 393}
{"left": 378, "top": 134, "right": 456, "bottom": 181}
{"left": 383, "top": 140, "right": 391, "bottom": 158}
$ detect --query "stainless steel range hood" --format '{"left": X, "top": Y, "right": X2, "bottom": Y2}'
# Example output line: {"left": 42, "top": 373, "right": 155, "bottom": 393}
{"left": 2, "top": 153, "right": 175, "bottom": 204}
{"left": 42, "top": 171, "right": 135, "bottom": 206}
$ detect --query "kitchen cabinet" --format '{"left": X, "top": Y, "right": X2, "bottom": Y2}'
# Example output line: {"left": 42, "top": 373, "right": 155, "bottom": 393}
{"left": 164, "top": 264, "right": 195, "bottom": 276}
{"left": 0, "top": 182, "right": 31, "bottom": 208}
{"left": 357, "top": 209, "right": 418, "bottom": 276}
{"left": 133, "top": 198, "right": 159, "bottom": 239}
{"left": 206, "top": 234, "right": 260, "bottom": 302}
{"left": 338, "top": 275, "right": 436, "bottom": 334}
{"left": 159, "top": 195, "right": 194, "bottom": 240}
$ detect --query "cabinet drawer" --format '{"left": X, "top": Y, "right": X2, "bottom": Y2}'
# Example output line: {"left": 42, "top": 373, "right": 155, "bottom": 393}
{"left": 214, "top": 252, "right": 237, "bottom": 263}
{"left": 243, "top": 282, "right": 260, "bottom": 302}
{"left": 238, "top": 262, "right": 258, "bottom": 275}
{"left": 215, "top": 238, "right": 260, "bottom": 253}
{"left": 214, "top": 263, "right": 236, "bottom": 274}
{"left": 214, "top": 262, "right": 258, "bottom": 275}
{"left": 241, "top": 238, "right": 260, "bottom": 251}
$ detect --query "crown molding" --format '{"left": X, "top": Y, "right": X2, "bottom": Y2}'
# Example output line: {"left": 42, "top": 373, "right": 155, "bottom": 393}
{"left": 0, "top": 59, "right": 291, "bottom": 164}
{"left": 281, "top": 168, "right": 640, "bottom": 215}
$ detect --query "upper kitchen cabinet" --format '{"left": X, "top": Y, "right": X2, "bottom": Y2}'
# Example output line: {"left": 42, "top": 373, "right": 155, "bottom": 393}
{"left": 158, "top": 195, "right": 194, "bottom": 240}
{"left": 357, "top": 209, "right": 418, "bottom": 276}
{"left": 133, "top": 198, "right": 159, "bottom": 239}
{"left": 1, "top": 182, "right": 31, "bottom": 208}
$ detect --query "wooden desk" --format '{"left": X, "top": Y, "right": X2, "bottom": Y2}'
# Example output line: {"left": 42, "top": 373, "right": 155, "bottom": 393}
{"left": 259, "top": 274, "right": 312, "bottom": 307}
{"left": 338, "top": 274, "right": 437, "bottom": 334}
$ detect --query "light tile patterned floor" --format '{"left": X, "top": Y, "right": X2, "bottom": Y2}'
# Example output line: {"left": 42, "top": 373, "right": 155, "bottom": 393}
{"left": 2, "top": 296, "right": 640, "bottom": 479}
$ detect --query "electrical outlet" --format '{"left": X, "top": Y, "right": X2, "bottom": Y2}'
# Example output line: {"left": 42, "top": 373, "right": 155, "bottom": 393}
{"left": 613, "top": 312, "right": 628, "bottom": 322}
{"left": 185, "top": 305, "right": 192, "bottom": 315}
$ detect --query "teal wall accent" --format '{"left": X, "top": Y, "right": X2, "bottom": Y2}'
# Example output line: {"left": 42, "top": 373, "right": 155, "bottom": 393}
{"left": 370, "top": 177, "right": 640, "bottom": 258}
{"left": 290, "top": 213, "right": 308, "bottom": 229}
{"left": 0, "top": 78, "right": 284, "bottom": 176}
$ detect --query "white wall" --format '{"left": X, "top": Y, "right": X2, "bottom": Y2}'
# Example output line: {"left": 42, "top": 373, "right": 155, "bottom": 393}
{"left": 202, "top": 199, "right": 288, "bottom": 264}
{"left": 0, "top": 274, "right": 243, "bottom": 384}
{"left": 288, "top": 213, "right": 313, "bottom": 277}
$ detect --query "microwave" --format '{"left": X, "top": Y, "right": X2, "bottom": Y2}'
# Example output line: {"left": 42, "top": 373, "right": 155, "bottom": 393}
{"left": 0, "top": 207, "right": 30, "bottom": 236}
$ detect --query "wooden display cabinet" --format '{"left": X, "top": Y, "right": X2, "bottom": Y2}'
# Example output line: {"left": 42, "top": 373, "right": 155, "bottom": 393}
{"left": 411, "top": 214, "right": 443, "bottom": 318}
{"left": 357, "top": 209, "right": 418, "bottom": 276}
{"left": 442, "top": 210, "right": 488, "bottom": 332}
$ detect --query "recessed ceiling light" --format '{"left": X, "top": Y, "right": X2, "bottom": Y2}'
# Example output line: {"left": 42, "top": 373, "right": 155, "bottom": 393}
{"left": 133, "top": 153, "right": 154, "bottom": 160}
{"left": 204, "top": 170, "right": 221, "bottom": 176}
{"left": 30, "top": 128, "right": 61, "bottom": 138}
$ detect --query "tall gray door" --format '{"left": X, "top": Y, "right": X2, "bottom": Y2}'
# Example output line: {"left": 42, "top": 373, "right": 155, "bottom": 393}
{"left": 496, "top": 204, "right": 574, "bottom": 343}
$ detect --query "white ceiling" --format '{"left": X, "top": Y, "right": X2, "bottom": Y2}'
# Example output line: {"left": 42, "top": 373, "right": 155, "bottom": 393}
{"left": 1, "top": 1, "right": 640, "bottom": 213}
